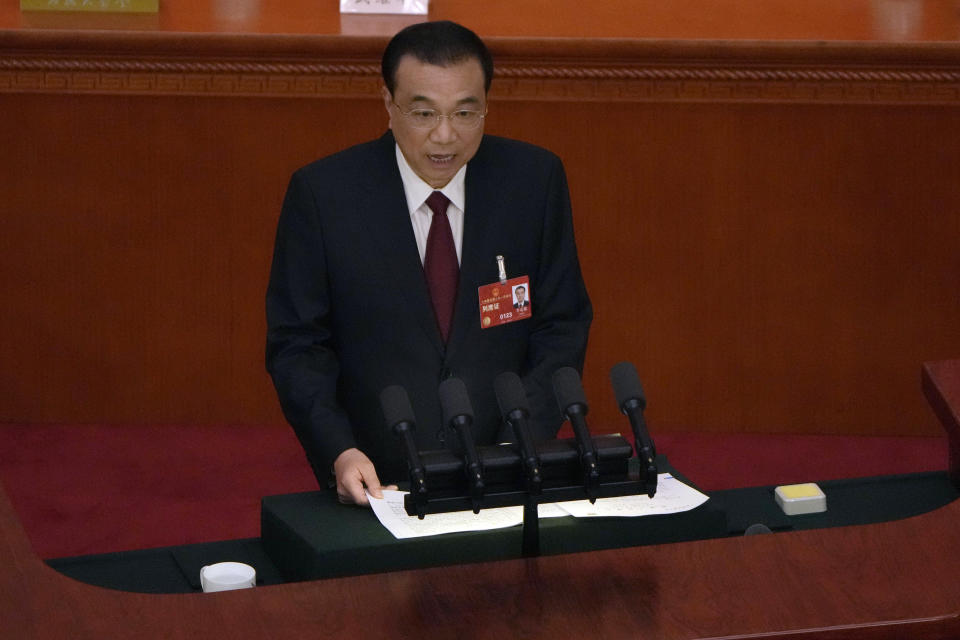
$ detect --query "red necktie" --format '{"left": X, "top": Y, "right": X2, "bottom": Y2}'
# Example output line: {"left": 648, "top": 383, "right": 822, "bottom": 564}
{"left": 423, "top": 191, "right": 459, "bottom": 342}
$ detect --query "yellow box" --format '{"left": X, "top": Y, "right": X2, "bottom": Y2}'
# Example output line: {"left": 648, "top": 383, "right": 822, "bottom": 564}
{"left": 20, "top": 0, "right": 158, "bottom": 13}
{"left": 775, "top": 483, "right": 827, "bottom": 515}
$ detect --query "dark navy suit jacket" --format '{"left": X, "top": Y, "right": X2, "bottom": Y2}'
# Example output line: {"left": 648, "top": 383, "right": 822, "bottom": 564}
{"left": 266, "top": 131, "right": 592, "bottom": 484}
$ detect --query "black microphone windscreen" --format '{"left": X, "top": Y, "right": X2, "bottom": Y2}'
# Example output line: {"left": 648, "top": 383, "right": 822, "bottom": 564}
{"left": 552, "top": 366, "right": 587, "bottom": 411}
{"left": 493, "top": 371, "right": 529, "bottom": 417}
{"left": 610, "top": 361, "right": 646, "bottom": 410}
{"left": 438, "top": 377, "right": 474, "bottom": 425}
{"left": 380, "top": 385, "right": 415, "bottom": 429}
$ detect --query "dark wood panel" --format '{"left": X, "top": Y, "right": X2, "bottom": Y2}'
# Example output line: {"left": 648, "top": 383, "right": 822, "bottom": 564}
{"left": 2, "top": 90, "right": 957, "bottom": 437}
{"left": 504, "top": 101, "right": 960, "bottom": 436}
{"left": 0, "top": 92, "right": 384, "bottom": 424}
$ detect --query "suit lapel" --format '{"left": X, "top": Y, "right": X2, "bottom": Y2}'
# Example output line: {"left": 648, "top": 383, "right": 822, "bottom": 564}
{"left": 361, "top": 132, "right": 446, "bottom": 356}
{"left": 445, "top": 139, "right": 503, "bottom": 363}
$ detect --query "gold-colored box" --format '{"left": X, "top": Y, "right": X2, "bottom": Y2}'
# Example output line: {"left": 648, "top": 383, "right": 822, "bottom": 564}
{"left": 20, "top": 0, "right": 158, "bottom": 13}
{"left": 775, "top": 483, "right": 827, "bottom": 516}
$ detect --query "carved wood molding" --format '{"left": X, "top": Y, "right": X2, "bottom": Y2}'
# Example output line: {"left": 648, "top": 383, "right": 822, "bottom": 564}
{"left": 2, "top": 54, "right": 960, "bottom": 103}
{"left": 493, "top": 64, "right": 960, "bottom": 104}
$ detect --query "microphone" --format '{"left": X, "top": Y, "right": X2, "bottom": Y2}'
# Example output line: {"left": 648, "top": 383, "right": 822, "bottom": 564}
{"left": 551, "top": 367, "right": 600, "bottom": 502}
{"left": 438, "top": 377, "right": 484, "bottom": 512}
{"left": 610, "top": 361, "right": 657, "bottom": 497}
{"left": 493, "top": 372, "right": 542, "bottom": 496}
{"left": 380, "top": 385, "right": 428, "bottom": 518}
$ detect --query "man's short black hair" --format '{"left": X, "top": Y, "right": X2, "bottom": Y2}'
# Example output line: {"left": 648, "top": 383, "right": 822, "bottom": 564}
{"left": 382, "top": 20, "right": 494, "bottom": 95}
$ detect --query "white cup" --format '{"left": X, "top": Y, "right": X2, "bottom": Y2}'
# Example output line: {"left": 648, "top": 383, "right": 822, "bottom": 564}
{"left": 200, "top": 562, "right": 256, "bottom": 593}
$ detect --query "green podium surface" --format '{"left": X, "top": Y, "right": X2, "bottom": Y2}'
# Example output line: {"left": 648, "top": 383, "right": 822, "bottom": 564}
{"left": 259, "top": 456, "right": 957, "bottom": 584}
{"left": 46, "top": 458, "right": 958, "bottom": 593}
{"left": 262, "top": 487, "right": 724, "bottom": 583}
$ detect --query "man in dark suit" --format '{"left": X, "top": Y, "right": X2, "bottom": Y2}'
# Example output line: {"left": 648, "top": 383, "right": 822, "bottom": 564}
{"left": 266, "top": 21, "right": 591, "bottom": 506}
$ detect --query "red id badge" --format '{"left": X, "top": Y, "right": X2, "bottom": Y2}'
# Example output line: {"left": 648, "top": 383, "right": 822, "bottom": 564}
{"left": 478, "top": 276, "right": 531, "bottom": 329}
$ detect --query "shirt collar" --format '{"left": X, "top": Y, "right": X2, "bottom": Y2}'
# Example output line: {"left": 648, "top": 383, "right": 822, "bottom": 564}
{"left": 395, "top": 144, "right": 467, "bottom": 214}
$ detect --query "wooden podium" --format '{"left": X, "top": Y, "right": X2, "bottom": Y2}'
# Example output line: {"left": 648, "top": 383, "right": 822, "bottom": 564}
{"left": 3, "top": 360, "right": 960, "bottom": 639}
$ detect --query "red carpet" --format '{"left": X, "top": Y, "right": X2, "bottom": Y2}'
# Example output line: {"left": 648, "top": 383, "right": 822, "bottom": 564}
{"left": 0, "top": 424, "right": 317, "bottom": 559}
{"left": 0, "top": 424, "right": 948, "bottom": 559}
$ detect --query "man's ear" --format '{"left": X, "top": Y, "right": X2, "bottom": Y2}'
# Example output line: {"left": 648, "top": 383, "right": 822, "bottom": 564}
{"left": 381, "top": 85, "right": 393, "bottom": 127}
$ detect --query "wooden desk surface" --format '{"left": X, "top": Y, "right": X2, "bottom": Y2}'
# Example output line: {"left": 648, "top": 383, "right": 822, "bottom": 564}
{"left": 3, "top": 456, "right": 960, "bottom": 638}
{"left": 4, "top": 0, "right": 960, "bottom": 69}
{"left": 2, "top": 363, "right": 960, "bottom": 638}
{"left": 2, "top": 0, "right": 960, "bottom": 42}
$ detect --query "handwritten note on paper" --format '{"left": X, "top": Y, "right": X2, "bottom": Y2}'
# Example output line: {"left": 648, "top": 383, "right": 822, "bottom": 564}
{"left": 368, "top": 474, "right": 710, "bottom": 539}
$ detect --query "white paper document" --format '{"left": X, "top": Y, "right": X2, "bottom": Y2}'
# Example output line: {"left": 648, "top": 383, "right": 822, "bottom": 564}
{"left": 554, "top": 474, "right": 710, "bottom": 518}
{"left": 339, "top": 0, "right": 428, "bottom": 15}
{"left": 367, "top": 474, "right": 709, "bottom": 540}
{"left": 368, "top": 493, "right": 523, "bottom": 539}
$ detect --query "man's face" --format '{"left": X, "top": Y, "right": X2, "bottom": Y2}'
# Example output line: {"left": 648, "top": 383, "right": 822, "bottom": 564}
{"left": 383, "top": 55, "right": 486, "bottom": 189}
{"left": 516, "top": 288, "right": 525, "bottom": 303}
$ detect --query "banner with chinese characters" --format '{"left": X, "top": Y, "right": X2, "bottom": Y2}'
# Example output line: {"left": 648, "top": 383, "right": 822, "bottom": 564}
{"left": 21, "top": 0, "right": 158, "bottom": 12}
{"left": 340, "top": 0, "right": 427, "bottom": 15}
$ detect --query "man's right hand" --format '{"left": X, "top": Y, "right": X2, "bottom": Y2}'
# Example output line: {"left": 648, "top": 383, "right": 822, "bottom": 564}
{"left": 332, "top": 448, "right": 396, "bottom": 506}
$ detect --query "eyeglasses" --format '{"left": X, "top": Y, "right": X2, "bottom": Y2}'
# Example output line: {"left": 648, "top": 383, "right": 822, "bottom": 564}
{"left": 392, "top": 102, "right": 487, "bottom": 130}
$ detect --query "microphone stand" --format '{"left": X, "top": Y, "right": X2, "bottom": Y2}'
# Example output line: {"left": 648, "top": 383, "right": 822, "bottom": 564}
{"left": 623, "top": 397, "right": 658, "bottom": 498}
{"left": 564, "top": 403, "right": 601, "bottom": 502}
{"left": 400, "top": 435, "right": 646, "bottom": 557}
{"left": 392, "top": 370, "right": 657, "bottom": 558}
{"left": 522, "top": 492, "right": 540, "bottom": 557}
{"left": 449, "top": 412, "right": 485, "bottom": 514}
{"left": 394, "top": 420, "right": 429, "bottom": 519}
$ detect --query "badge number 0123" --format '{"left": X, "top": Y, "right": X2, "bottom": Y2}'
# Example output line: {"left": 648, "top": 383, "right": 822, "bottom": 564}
{"left": 478, "top": 276, "right": 531, "bottom": 329}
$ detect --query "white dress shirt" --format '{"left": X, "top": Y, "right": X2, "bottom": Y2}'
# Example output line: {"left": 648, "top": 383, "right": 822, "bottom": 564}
{"left": 395, "top": 144, "right": 466, "bottom": 265}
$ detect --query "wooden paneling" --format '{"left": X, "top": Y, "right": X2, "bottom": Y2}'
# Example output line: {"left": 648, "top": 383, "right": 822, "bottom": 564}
{"left": 508, "top": 101, "right": 960, "bottom": 436}
{"left": 0, "top": 92, "right": 385, "bottom": 424}
{"left": 1, "top": 4, "right": 959, "bottom": 436}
